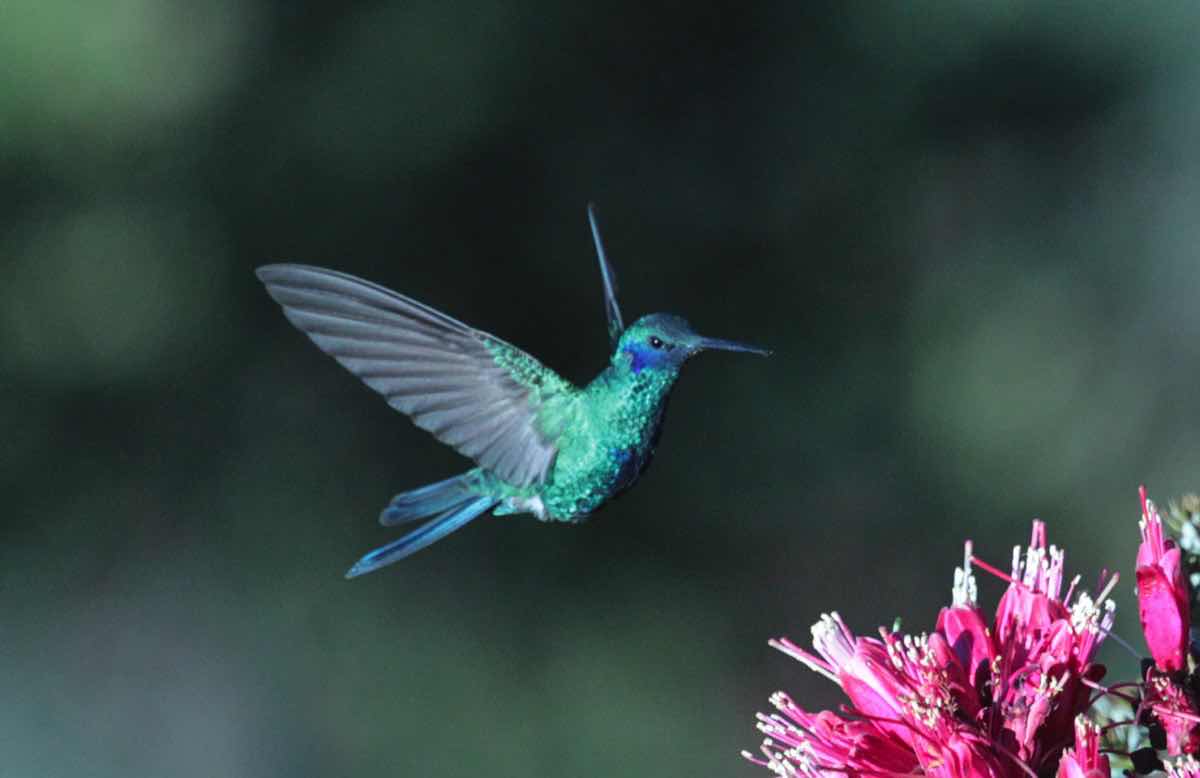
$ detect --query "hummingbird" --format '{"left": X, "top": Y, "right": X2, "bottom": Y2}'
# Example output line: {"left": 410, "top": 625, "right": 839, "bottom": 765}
{"left": 257, "top": 205, "right": 770, "bottom": 578}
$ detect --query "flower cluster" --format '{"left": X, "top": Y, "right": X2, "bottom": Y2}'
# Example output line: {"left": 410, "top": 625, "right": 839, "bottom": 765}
{"left": 745, "top": 488, "right": 1200, "bottom": 778}
{"left": 1137, "top": 488, "right": 1200, "bottom": 758}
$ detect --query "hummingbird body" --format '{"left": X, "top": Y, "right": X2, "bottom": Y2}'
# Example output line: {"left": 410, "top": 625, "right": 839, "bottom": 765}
{"left": 257, "top": 206, "right": 768, "bottom": 577}
{"left": 490, "top": 326, "right": 682, "bottom": 522}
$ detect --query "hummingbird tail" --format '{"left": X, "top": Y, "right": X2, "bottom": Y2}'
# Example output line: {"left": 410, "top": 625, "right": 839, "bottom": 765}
{"left": 346, "top": 494, "right": 498, "bottom": 578}
{"left": 379, "top": 470, "right": 487, "bottom": 526}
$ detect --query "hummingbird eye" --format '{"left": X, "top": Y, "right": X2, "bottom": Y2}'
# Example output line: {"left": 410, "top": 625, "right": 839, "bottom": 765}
{"left": 649, "top": 336, "right": 664, "bottom": 349}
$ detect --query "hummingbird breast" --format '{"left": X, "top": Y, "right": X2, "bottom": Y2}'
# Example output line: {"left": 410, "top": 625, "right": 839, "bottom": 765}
{"left": 532, "top": 366, "right": 676, "bottom": 522}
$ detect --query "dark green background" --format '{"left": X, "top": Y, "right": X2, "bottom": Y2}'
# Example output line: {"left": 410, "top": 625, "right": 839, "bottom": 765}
{"left": 5, "top": 2, "right": 1197, "bottom": 775}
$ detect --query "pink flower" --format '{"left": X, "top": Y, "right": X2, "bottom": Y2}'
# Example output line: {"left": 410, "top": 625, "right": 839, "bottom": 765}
{"left": 1168, "top": 755, "right": 1200, "bottom": 778}
{"left": 1137, "top": 486, "right": 1191, "bottom": 674}
{"left": 976, "top": 523, "right": 1114, "bottom": 766}
{"left": 745, "top": 522, "right": 1116, "bottom": 778}
{"left": 1055, "top": 717, "right": 1109, "bottom": 778}
{"left": 1144, "top": 667, "right": 1200, "bottom": 756}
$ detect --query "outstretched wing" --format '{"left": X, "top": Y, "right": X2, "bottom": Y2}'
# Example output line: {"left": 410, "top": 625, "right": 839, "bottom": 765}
{"left": 587, "top": 203, "right": 624, "bottom": 347}
{"left": 257, "top": 264, "right": 575, "bottom": 487}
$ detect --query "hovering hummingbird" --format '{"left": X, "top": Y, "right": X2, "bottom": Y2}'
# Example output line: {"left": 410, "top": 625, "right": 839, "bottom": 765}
{"left": 257, "top": 205, "right": 770, "bottom": 578}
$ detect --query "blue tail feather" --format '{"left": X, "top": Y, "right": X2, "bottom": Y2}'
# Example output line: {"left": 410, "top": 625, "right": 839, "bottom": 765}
{"left": 379, "top": 470, "right": 482, "bottom": 526}
{"left": 346, "top": 494, "right": 497, "bottom": 578}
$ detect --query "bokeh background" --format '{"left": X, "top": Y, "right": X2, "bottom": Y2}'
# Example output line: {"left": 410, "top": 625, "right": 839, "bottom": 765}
{"left": 5, "top": 2, "right": 1200, "bottom": 775}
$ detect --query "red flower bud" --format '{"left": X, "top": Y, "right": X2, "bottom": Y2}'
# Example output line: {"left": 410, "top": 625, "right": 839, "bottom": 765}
{"left": 1137, "top": 486, "right": 1191, "bottom": 673}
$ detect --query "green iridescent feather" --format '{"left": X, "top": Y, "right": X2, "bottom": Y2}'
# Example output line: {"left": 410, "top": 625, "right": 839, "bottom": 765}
{"left": 483, "top": 325, "right": 682, "bottom": 521}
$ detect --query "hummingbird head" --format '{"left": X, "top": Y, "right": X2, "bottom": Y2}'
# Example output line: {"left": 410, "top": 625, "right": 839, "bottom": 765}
{"left": 616, "top": 313, "right": 771, "bottom": 374}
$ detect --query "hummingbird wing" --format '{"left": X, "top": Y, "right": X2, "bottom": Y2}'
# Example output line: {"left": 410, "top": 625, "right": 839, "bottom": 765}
{"left": 257, "top": 264, "right": 575, "bottom": 488}
{"left": 587, "top": 203, "right": 624, "bottom": 346}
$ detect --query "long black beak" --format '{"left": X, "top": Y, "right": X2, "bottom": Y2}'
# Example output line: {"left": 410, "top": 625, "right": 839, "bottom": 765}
{"left": 695, "top": 336, "right": 772, "bottom": 356}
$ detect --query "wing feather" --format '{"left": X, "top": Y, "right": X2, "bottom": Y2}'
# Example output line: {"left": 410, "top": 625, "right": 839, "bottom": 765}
{"left": 257, "top": 263, "right": 575, "bottom": 486}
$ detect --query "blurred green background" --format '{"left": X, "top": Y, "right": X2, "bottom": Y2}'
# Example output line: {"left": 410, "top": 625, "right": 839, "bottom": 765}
{"left": 5, "top": 2, "right": 1200, "bottom": 775}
